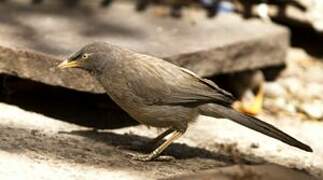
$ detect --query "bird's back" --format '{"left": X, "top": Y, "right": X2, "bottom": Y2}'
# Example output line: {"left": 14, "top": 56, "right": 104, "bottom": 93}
{"left": 98, "top": 48, "right": 235, "bottom": 108}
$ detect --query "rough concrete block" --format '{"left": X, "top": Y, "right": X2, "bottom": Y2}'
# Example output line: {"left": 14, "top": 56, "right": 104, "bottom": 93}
{"left": 0, "top": 1, "right": 289, "bottom": 93}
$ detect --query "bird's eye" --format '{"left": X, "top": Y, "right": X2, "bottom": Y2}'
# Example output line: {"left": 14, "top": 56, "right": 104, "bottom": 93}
{"left": 82, "top": 54, "right": 89, "bottom": 59}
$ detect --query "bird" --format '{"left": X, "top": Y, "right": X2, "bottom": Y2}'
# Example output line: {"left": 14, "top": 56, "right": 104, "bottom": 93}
{"left": 58, "top": 42, "right": 312, "bottom": 161}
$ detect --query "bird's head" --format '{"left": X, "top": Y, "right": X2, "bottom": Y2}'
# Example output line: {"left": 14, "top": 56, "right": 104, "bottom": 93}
{"left": 58, "top": 42, "right": 112, "bottom": 73}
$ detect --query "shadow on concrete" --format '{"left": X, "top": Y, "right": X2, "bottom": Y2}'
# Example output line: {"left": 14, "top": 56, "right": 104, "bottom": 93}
{"left": 0, "top": 74, "right": 138, "bottom": 129}
{"left": 0, "top": 124, "right": 260, "bottom": 174}
{"left": 63, "top": 129, "right": 252, "bottom": 162}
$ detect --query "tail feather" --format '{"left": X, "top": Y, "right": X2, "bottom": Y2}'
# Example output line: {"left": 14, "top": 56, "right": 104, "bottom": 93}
{"left": 199, "top": 104, "right": 313, "bottom": 152}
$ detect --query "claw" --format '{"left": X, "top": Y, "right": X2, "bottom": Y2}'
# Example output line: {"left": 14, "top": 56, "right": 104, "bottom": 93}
{"left": 127, "top": 152, "right": 174, "bottom": 162}
{"left": 131, "top": 153, "right": 154, "bottom": 161}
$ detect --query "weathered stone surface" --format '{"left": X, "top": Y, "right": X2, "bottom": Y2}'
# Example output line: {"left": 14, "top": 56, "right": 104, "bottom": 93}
{"left": 166, "top": 164, "right": 316, "bottom": 180}
{"left": 0, "top": 1, "right": 288, "bottom": 93}
{"left": 0, "top": 102, "right": 321, "bottom": 179}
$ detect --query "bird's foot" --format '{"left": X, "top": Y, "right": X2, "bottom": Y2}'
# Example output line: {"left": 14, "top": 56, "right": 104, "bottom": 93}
{"left": 127, "top": 152, "right": 175, "bottom": 162}
{"left": 131, "top": 154, "right": 154, "bottom": 161}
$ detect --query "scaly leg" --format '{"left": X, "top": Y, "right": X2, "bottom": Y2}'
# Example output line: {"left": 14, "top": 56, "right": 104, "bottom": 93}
{"left": 149, "top": 128, "right": 174, "bottom": 146}
{"left": 132, "top": 130, "right": 183, "bottom": 161}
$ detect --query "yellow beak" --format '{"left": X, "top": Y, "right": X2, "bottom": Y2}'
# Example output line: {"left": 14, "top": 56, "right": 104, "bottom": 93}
{"left": 57, "top": 60, "right": 80, "bottom": 69}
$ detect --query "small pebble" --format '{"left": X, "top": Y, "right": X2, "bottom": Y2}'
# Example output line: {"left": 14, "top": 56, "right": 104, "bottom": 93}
{"left": 264, "top": 82, "right": 287, "bottom": 98}
{"left": 299, "top": 101, "right": 323, "bottom": 120}
{"left": 30, "top": 129, "right": 40, "bottom": 136}
{"left": 304, "top": 83, "right": 323, "bottom": 99}
{"left": 280, "top": 78, "right": 303, "bottom": 96}
{"left": 266, "top": 98, "right": 296, "bottom": 113}
{"left": 250, "top": 143, "right": 259, "bottom": 149}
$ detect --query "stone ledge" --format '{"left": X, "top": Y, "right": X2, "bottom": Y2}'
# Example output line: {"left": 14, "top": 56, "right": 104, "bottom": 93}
{"left": 0, "top": 1, "right": 289, "bottom": 93}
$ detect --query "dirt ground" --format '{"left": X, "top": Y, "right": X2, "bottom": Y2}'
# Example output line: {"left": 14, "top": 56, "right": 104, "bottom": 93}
{"left": 0, "top": 48, "right": 322, "bottom": 179}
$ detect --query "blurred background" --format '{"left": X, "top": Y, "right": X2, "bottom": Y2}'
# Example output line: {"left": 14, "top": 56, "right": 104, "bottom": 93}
{"left": 0, "top": 0, "right": 322, "bottom": 179}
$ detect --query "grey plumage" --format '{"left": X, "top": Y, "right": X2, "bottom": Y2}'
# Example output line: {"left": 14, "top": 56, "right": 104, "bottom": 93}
{"left": 58, "top": 42, "right": 312, "bottom": 161}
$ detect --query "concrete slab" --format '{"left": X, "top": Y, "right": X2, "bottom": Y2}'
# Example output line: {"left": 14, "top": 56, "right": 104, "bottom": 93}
{"left": 0, "top": 102, "right": 320, "bottom": 179}
{"left": 0, "top": 1, "right": 289, "bottom": 93}
{"left": 166, "top": 164, "right": 316, "bottom": 180}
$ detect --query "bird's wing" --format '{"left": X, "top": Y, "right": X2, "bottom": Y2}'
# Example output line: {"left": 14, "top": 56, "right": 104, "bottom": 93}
{"left": 125, "top": 54, "right": 235, "bottom": 106}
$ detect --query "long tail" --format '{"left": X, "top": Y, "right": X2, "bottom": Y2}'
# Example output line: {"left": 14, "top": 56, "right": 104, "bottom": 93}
{"left": 199, "top": 103, "right": 313, "bottom": 152}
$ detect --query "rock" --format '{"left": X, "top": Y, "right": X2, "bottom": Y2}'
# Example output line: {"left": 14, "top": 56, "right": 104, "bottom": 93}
{"left": 0, "top": 1, "right": 289, "bottom": 93}
{"left": 166, "top": 164, "right": 317, "bottom": 180}
{"left": 299, "top": 101, "right": 323, "bottom": 120}
{"left": 264, "top": 82, "right": 287, "bottom": 98}
{"left": 266, "top": 97, "right": 296, "bottom": 114}
{"left": 280, "top": 78, "right": 304, "bottom": 97}
{"left": 307, "top": 0, "right": 323, "bottom": 32}
{"left": 304, "top": 83, "right": 323, "bottom": 99}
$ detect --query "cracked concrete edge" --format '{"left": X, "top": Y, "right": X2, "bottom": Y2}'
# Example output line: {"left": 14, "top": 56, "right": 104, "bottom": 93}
{"left": 0, "top": 46, "right": 105, "bottom": 93}
{"left": 166, "top": 29, "right": 289, "bottom": 76}
{"left": 0, "top": 26, "right": 289, "bottom": 94}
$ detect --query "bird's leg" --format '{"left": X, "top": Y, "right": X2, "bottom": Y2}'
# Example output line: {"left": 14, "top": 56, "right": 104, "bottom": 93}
{"left": 148, "top": 128, "right": 175, "bottom": 146}
{"left": 132, "top": 130, "right": 183, "bottom": 161}
{"left": 234, "top": 83, "right": 264, "bottom": 116}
